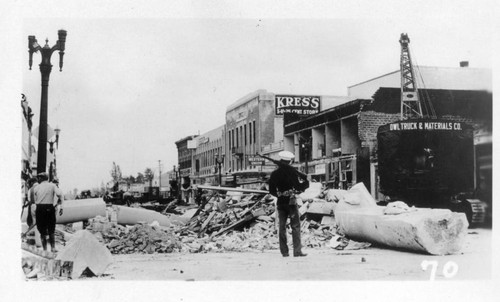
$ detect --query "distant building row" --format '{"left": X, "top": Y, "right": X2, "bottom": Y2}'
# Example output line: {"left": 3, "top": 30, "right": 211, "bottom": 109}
{"left": 172, "top": 64, "right": 492, "bottom": 205}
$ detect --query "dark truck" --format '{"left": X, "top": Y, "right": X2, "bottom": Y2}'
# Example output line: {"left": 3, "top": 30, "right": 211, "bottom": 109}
{"left": 377, "top": 119, "right": 488, "bottom": 224}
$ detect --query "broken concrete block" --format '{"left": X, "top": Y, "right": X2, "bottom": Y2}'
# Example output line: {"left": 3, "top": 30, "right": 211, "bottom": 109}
{"left": 251, "top": 208, "right": 267, "bottom": 217}
{"left": 226, "top": 190, "right": 243, "bottom": 202}
{"left": 56, "top": 230, "right": 113, "bottom": 278}
{"left": 320, "top": 216, "right": 336, "bottom": 226}
{"left": 299, "top": 182, "right": 323, "bottom": 201}
{"left": 180, "top": 208, "right": 199, "bottom": 220}
{"left": 325, "top": 189, "right": 348, "bottom": 203}
{"left": 334, "top": 183, "right": 469, "bottom": 255}
{"left": 305, "top": 200, "right": 336, "bottom": 216}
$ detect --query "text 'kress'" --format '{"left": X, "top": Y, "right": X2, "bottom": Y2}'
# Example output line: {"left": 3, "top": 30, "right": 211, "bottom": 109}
{"left": 275, "top": 95, "right": 321, "bottom": 116}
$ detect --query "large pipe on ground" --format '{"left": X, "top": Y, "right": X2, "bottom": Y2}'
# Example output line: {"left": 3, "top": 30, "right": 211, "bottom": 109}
{"left": 21, "top": 198, "right": 106, "bottom": 224}
{"left": 115, "top": 205, "right": 188, "bottom": 227}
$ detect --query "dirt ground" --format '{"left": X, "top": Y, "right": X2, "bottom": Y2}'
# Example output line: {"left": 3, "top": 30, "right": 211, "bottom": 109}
{"left": 99, "top": 228, "right": 492, "bottom": 281}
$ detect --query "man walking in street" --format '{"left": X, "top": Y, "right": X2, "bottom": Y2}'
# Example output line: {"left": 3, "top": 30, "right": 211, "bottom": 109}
{"left": 34, "top": 172, "right": 63, "bottom": 252}
{"left": 269, "top": 151, "right": 309, "bottom": 257}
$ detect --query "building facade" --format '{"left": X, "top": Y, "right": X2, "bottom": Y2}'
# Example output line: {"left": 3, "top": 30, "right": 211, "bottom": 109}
{"left": 191, "top": 125, "right": 225, "bottom": 186}
{"left": 225, "top": 90, "right": 281, "bottom": 187}
{"left": 175, "top": 135, "right": 198, "bottom": 201}
{"left": 173, "top": 65, "right": 491, "bottom": 209}
{"left": 283, "top": 97, "right": 372, "bottom": 189}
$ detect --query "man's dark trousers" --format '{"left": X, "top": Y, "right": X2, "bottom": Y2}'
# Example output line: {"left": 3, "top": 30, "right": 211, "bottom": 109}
{"left": 278, "top": 203, "right": 302, "bottom": 256}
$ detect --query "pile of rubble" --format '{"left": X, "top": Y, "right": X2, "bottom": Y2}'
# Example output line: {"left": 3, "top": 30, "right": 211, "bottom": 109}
{"left": 179, "top": 191, "right": 275, "bottom": 236}
{"left": 24, "top": 184, "right": 371, "bottom": 258}
{"left": 72, "top": 185, "right": 368, "bottom": 255}
{"left": 94, "top": 222, "right": 183, "bottom": 254}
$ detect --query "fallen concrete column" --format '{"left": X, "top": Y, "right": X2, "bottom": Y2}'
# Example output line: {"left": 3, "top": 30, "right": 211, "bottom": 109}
{"left": 334, "top": 183, "right": 469, "bottom": 255}
{"left": 21, "top": 198, "right": 106, "bottom": 225}
{"left": 116, "top": 205, "right": 187, "bottom": 227}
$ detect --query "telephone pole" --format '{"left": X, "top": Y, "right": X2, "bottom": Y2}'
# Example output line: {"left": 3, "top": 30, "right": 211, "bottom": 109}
{"left": 158, "top": 160, "right": 161, "bottom": 199}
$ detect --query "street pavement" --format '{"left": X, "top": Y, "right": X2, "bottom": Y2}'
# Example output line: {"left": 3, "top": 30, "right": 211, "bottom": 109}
{"left": 101, "top": 228, "right": 492, "bottom": 281}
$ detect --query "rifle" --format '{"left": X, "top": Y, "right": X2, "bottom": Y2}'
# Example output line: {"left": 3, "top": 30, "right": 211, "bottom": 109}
{"left": 256, "top": 152, "right": 308, "bottom": 180}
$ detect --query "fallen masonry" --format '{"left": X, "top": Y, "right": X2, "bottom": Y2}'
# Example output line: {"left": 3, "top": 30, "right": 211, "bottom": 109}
{"left": 22, "top": 243, "right": 73, "bottom": 280}
{"left": 21, "top": 183, "right": 471, "bottom": 280}
{"left": 333, "top": 183, "right": 469, "bottom": 255}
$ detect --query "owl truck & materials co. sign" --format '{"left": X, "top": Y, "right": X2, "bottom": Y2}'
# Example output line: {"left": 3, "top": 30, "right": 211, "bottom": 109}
{"left": 388, "top": 121, "right": 465, "bottom": 131}
{"left": 275, "top": 95, "right": 321, "bottom": 115}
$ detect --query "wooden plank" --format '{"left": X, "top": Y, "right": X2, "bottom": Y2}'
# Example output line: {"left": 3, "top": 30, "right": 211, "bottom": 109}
{"left": 199, "top": 211, "right": 217, "bottom": 235}
{"left": 187, "top": 191, "right": 217, "bottom": 224}
{"left": 197, "top": 185, "right": 268, "bottom": 195}
{"left": 213, "top": 212, "right": 255, "bottom": 237}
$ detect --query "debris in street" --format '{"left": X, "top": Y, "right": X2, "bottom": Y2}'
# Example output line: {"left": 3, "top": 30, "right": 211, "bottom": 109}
{"left": 22, "top": 243, "right": 74, "bottom": 280}
{"left": 298, "top": 182, "right": 324, "bottom": 202}
{"left": 383, "top": 201, "right": 417, "bottom": 215}
{"left": 104, "top": 223, "right": 183, "bottom": 254}
{"left": 334, "top": 183, "right": 469, "bottom": 255}
{"left": 21, "top": 184, "right": 375, "bottom": 272}
{"left": 56, "top": 230, "right": 113, "bottom": 278}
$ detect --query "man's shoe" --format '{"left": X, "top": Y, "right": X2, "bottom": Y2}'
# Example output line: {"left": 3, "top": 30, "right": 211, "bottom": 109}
{"left": 282, "top": 254, "right": 289, "bottom": 257}
{"left": 293, "top": 252, "right": 307, "bottom": 257}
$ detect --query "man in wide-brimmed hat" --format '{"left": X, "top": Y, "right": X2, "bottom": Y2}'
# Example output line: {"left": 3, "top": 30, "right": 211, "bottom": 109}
{"left": 269, "top": 151, "right": 309, "bottom": 257}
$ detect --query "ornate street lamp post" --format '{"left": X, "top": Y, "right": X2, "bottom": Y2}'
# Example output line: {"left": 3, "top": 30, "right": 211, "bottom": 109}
{"left": 28, "top": 29, "right": 67, "bottom": 173}
{"left": 214, "top": 153, "right": 225, "bottom": 186}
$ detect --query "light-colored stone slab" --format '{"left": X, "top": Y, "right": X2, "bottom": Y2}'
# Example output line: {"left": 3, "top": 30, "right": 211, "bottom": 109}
{"left": 334, "top": 183, "right": 469, "bottom": 255}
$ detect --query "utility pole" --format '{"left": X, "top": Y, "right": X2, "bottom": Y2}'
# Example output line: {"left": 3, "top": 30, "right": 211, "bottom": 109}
{"left": 158, "top": 160, "right": 161, "bottom": 199}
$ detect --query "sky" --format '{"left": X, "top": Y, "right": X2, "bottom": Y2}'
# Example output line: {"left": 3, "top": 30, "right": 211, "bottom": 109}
{"left": 5, "top": 0, "right": 499, "bottom": 195}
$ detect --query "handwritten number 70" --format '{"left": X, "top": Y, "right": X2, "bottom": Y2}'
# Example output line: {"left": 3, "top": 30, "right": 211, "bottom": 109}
{"left": 421, "top": 260, "right": 459, "bottom": 281}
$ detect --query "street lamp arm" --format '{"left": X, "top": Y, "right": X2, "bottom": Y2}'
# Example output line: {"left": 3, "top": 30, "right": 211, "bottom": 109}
{"left": 28, "top": 36, "right": 42, "bottom": 70}
{"left": 51, "top": 40, "right": 66, "bottom": 72}
{"left": 58, "top": 50, "right": 65, "bottom": 72}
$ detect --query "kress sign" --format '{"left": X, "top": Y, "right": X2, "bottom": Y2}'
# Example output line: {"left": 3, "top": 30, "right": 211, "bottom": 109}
{"left": 275, "top": 95, "right": 321, "bottom": 115}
